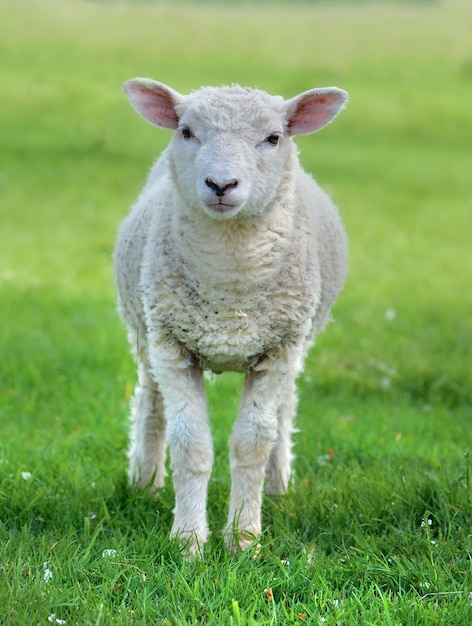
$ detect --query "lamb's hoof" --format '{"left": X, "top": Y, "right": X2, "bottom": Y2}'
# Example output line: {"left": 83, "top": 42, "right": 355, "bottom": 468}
{"left": 172, "top": 529, "right": 207, "bottom": 560}
{"left": 224, "top": 529, "right": 260, "bottom": 555}
{"left": 128, "top": 467, "right": 165, "bottom": 492}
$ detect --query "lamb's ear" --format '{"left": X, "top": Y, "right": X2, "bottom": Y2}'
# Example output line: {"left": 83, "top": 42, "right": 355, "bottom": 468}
{"left": 122, "top": 78, "right": 183, "bottom": 129}
{"left": 284, "top": 87, "right": 348, "bottom": 136}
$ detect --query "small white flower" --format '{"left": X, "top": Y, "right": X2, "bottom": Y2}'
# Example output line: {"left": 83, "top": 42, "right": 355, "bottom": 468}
{"left": 419, "top": 581, "right": 431, "bottom": 589}
{"left": 384, "top": 308, "right": 396, "bottom": 321}
{"left": 101, "top": 549, "right": 117, "bottom": 558}
{"left": 48, "top": 616, "right": 66, "bottom": 625}
{"left": 281, "top": 559, "right": 290, "bottom": 566}
{"left": 21, "top": 472, "right": 32, "bottom": 481}
{"left": 43, "top": 562, "right": 53, "bottom": 583}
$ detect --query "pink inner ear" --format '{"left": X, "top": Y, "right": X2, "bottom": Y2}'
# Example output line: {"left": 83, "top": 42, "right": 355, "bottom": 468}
{"left": 288, "top": 91, "right": 346, "bottom": 135}
{"left": 125, "top": 84, "right": 180, "bottom": 129}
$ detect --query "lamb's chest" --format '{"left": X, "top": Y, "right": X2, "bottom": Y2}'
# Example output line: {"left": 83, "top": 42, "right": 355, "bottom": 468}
{"left": 155, "top": 278, "right": 314, "bottom": 373}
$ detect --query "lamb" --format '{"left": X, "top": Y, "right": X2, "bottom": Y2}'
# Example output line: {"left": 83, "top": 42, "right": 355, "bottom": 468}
{"left": 114, "top": 78, "right": 348, "bottom": 556}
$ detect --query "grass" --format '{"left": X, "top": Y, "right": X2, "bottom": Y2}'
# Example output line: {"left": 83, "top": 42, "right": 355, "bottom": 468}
{"left": 0, "top": 0, "right": 471, "bottom": 623}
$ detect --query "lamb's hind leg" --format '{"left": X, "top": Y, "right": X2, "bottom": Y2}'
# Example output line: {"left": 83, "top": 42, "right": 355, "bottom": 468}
{"left": 127, "top": 336, "right": 167, "bottom": 490}
{"left": 265, "top": 380, "right": 298, "bottom": 495}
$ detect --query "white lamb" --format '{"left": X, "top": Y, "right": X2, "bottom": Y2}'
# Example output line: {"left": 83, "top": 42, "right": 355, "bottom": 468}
{"left": 114, "top": 79, "right": 348, "bottom": 555}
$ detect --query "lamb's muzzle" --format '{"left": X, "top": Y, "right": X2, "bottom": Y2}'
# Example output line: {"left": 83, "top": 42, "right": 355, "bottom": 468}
{"left": 205, "top": 177, "right": 239, "bottom": 198}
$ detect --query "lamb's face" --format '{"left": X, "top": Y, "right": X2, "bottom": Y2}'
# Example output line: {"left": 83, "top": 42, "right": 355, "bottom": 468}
{"left": 169, "top": 88, "right": 293, "bottom": 220}
{"left": 122, "top": 79, "right": 348, "bottom": 221}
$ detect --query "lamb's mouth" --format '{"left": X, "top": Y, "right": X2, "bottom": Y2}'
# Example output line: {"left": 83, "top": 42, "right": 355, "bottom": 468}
{"left": 204, "top": 201, "right": 243, "bottom": 218}
{"left": 210, "top": 202, "right": 237, "bottom": 211}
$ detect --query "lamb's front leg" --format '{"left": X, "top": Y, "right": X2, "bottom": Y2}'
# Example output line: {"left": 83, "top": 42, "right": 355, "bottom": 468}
{"left": 226, "top": 352, "right": 299, "bottom": 551}
{"left": 149, "top": 341, "right": 213, "bottom": 557}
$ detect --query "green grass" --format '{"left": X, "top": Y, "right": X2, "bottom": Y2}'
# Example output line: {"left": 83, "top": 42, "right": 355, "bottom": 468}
{"left": 1, "top": 0, "right": 471, "bottom": 623}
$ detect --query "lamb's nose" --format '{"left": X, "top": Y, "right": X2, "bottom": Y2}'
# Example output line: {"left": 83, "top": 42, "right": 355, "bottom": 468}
{"left": 205, "top": 178, "right": 238, "bottom": 198}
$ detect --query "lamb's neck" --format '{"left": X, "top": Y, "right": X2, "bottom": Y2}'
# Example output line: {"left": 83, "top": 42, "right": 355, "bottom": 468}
{"left": 175, "top": 207, "right": 293, "bottom": 292}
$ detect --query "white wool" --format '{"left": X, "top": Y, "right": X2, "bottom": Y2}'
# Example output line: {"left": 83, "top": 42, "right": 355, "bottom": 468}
{"left": 114, "top": 80, "right": 348, "bottom": 555}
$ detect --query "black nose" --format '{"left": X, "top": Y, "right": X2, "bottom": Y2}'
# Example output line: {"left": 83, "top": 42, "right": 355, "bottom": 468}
{"left": 205, "top": 178, "right": 238, "bottom": 198}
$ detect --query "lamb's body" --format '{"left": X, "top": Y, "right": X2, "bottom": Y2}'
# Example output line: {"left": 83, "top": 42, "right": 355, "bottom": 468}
{"left": 114, "top": 81, "right": 348, "bottom": 555}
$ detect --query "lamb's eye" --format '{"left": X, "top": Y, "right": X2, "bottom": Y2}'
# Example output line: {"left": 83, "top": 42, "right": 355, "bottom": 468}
{"left": 181, "top": 126, "right": 194, "bottom": 140}
{"left": 266, "top": 134, "right": 280, "bottom": 146}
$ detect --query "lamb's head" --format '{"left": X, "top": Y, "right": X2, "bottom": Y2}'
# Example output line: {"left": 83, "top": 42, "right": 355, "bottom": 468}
{"left": 122, "top": 79, "right": 348, "bottom": 220}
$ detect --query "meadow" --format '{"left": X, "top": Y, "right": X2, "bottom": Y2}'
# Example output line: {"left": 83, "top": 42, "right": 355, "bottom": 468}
{"left": 0, "top": 0, "right": 471, "bottom": 623}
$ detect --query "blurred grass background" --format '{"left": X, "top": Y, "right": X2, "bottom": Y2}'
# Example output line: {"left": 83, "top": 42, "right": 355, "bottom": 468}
{"left": 0, "top": 0, "right": 471, "bottom": 623}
